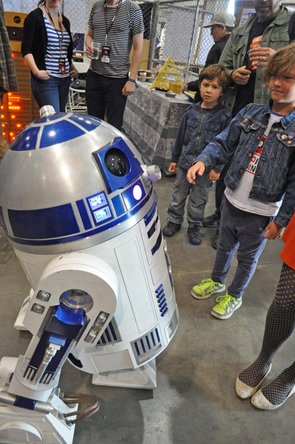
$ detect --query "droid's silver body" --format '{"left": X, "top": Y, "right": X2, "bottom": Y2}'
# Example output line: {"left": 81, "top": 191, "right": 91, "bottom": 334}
{"left": 0, "top": 111, "right": 178, "bottom": 443}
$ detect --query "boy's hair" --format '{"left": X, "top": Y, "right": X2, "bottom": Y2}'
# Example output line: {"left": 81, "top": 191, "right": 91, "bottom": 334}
{"left": 264, "top": 43, "right": 295, "bottom": 82}
{"left": 198, "top": 64, "right": 230, "bottom": 93}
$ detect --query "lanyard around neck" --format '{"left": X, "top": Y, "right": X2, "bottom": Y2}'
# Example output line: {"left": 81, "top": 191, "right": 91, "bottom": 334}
{"left": 45, "top": 7, "right": 63, "bottom": 31}
{"left": 104, "top": 0, "right": 121, "bottom": 42}
{"left": 45, "top": 7, "right": 64, "bottom": 52}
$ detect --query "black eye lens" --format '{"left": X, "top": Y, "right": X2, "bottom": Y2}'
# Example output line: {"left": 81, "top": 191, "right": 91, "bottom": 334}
{"left": 105, "top": 149, "right": 129, "bottom": 176}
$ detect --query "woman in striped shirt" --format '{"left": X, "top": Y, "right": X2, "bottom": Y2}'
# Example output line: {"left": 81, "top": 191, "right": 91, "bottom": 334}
{"left": 22, "top": 0, "right": 76, "bottom": 112}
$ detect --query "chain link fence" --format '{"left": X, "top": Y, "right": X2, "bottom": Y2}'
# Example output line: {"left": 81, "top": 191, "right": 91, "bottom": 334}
{"left": 3, "top": 1, "right": 230, "bottom": 60}
{"left": 153, "top": 0, "right": 231, "bottom": 84}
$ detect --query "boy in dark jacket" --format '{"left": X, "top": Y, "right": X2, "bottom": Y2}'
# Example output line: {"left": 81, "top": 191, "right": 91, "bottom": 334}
{"left": 163, "top": 64, "right": 231, "bottom": 245}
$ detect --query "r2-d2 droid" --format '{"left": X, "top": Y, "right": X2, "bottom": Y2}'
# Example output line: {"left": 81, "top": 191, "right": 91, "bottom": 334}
{"left": 0, "top": 107, "right": 179, "bottom": 443}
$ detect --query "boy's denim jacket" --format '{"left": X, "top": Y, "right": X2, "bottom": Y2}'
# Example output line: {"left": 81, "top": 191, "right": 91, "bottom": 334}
{"left": 196, "top": 102, "right": 295, "bottom": 227}
{"left": 171, "top": 102, "right": 231, "bottom": 171}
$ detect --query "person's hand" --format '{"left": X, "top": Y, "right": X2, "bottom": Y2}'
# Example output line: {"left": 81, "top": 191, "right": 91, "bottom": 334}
{"left": 183, "top": 84, "right": 189, "bottom": 92}
{"left": 208, "top": 169, "right": 220, "bottom": 182}
{"left": 122, "top": 80, "right": 136, "bottom": 96}
{"left": 186, "top": 162, "right": 206, "bottom": 185}
{"left": 231, "top": 66, "right": 251, "bottom": 85}
{"left": 263, "top": 221, "right": 283, "bottom": 240}
{"left": 35, "top": 70, "right": 50, "bottom": 80}
{"left": 248, "top": 47, "right": 276, "bottom": 69}
{"left": 70, "top": 67, "right": 78, "bottom": 79}
{"left": 168, "top": 162, "right": 177, "bottom": 173}
{"left": 86, "top": 42, "right": 94, "bottom": 59}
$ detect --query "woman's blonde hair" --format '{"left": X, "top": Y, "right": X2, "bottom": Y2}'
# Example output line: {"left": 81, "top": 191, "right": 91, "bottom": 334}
{"left": 264, "top": 43, "right": 295, "bottom": 82}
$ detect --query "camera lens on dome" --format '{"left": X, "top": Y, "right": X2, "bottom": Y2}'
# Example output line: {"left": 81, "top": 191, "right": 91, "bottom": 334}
{"left": 105, "top": 149, "right": 129, "bottom": 176}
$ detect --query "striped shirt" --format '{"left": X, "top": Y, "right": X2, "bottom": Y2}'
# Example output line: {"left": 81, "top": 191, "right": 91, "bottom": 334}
{"left": 44, "top": 16, "right": 71, "bottom": 78}
{"left": 88, "top": 0, "right": 144, "bottom": 78}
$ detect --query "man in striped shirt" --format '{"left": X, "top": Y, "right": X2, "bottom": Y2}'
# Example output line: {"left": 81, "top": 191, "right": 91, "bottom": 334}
{"left": 85, "top": 0, "right": 144, "bottom": 130}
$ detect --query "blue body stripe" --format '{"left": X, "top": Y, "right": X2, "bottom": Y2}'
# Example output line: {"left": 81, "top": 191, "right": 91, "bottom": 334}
{"left": 144, "top": 197, "right": 157, "bottom": 226}
{"left": 8, "top": 188, "right": 154, "bottom": 246}
{"left": 76, "top": 199, "right": 92, "bottom": 230}
{"left": 151, "top": 232, "right": 162, "bottom": 255}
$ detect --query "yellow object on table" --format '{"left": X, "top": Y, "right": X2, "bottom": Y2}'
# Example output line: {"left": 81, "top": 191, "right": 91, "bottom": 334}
{"left": 169, "top": 81, "right": 183, "bottom": 95}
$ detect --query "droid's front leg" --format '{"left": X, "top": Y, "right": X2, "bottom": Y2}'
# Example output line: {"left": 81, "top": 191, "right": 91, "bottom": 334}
{"left": 0, "top": 252, "right": 118, "bottom": 444}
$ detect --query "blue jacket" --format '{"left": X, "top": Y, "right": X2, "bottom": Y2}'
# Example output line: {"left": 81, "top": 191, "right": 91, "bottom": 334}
{"left": 171, "top": 102, "right": 231, "bottom": 170}
{"left": 196, "top": 102, "right": 295, "bottom": 227}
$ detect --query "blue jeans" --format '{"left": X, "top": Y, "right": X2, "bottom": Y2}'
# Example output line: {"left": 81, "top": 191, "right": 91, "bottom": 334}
{"left": 211, "top": 197, "right": 270, "bottom": 299}
{"left": 167, "top": 167, "right": 210, "bottom": 226}
{"left": 31, "top": 75, "right": 71, "bottom": 112}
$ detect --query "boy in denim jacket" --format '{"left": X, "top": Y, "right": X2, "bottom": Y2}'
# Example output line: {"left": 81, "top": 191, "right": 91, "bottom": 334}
{"left": 187, "top": 43, "right": 295, "bottom": 320}
{"left": 163, "top": 65, "right": 231, "bottom": 245}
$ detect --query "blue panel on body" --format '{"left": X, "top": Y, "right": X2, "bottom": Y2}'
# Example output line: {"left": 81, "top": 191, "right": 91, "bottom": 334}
{"left": 14, "top": 396, "right": 36, "bottom": 410}
{"left": 9, "top": 204, "right": 80, "bottom": 239}
{"left": 10, "top": 126, "right": 40, "bottom": 151}
{"left": 93, "top": 137, "right": 143, "bottom": 193}
{"left": 40, "top": 120, "right": 85, "bottom": 148}
{"left": 122, "top": 180, "right": 146, "bottom": 211}
{"left": 69, "top": 114, "right": 101, "bottom": 131}
{"left": 112, "top": 195, "right": 125, "bottom": 217}
{"left": 76, "top": 199, "right": 92, "bottom": 230}
{"left": 144, "top": 197, "right": 157, "bottom": 226}
{"left": 9, "top": 187, "right": 153, "bottom": 246}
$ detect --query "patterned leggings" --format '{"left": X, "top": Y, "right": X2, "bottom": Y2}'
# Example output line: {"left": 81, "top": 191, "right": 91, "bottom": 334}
{"left": 238, "top": 263, "right": 295, "bottom": 404}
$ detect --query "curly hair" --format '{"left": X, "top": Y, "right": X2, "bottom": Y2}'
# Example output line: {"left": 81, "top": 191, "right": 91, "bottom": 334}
{"left": 264, "top": 43, "right": 295, "bottom": 82}
{"left": 198, "top": 64, "right": 231, "bottom": 93}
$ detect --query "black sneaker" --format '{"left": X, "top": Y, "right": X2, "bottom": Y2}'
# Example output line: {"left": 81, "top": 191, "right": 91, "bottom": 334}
{"left": 163, "top": 222, "right": 181, "bottom": 237}
{"left": 203, "top": 212, "right": 220, "bottom": 228}
{"left": 187, "top": 225, "right": 201, "bottom": 245}
{"left": 212, "top": 229, "right": 219, "bottom": 249}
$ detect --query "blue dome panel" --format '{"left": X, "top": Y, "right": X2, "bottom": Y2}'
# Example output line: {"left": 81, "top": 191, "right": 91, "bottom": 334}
{"left": 10, "top": 126, "right": 40, "bottom": 151}
{"left": 36, "top": 112, "right": 65, "bottom": 124}
{"left": 69, "top": 115, "right": 101, "bottom": 131}
{"left": 40, "top": 120, "right": 85, "bottom": 148}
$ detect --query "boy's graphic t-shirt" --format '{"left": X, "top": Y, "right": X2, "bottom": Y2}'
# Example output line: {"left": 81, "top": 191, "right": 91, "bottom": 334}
{"left": 225, "top": 112, "right": 283, "bottom": 216}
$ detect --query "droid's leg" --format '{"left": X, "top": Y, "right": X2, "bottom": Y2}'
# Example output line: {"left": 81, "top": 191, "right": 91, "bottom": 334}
{"left": 14, "top": 289, "right": 34, "bottom": 331}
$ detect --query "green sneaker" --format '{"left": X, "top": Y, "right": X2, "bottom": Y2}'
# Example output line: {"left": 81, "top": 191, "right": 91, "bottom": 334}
{"left": 191, "top": 278, "right": 225, "bottom": 300}
{"left": 211, "top": 293, "right": 242, "bottom": 320}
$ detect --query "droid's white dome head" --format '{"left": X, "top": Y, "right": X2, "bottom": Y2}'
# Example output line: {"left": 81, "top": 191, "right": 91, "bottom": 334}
{"left": 0, "top": 112, "right": 153, "bottom": 254}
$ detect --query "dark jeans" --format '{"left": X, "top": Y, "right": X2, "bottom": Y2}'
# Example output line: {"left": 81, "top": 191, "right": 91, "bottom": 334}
{"left": 86, "top": 70, "right": 128, "bottom": 130}
{"left": 214, "top": 159, "right": 231, "bottom": 221}
{"left": 167, "top": 167, "right": 210, "bottom": 226}
{"left": 211, "top": 197, "right": 270, "bottom": 299}
{"left": 31, "top": 75, "right": 71, "bottom": 112}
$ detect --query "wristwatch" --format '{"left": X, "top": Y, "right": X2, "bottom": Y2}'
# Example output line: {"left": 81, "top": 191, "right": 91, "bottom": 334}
{"left": 128, "top": 78, "right": 138, "bottom": 86}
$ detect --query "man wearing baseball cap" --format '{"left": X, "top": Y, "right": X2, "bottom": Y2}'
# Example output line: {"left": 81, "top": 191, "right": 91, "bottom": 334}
{"left": 202, "top": 12, "right": 236, "bottom": 66}
{"left": 185, "top": 12, "right": 235, "bottom": 97}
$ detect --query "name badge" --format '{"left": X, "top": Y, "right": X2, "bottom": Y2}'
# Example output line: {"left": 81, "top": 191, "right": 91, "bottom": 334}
{"left": 101, "top": 45, "right": 111, "bottom": 63}
{"left": 59, "top": 58, "right": 66, "bottom": 74}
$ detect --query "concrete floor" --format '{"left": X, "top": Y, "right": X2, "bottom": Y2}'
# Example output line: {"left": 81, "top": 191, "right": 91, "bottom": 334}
{"left": 0, "top": 176, "right": 293, "bottom": 444}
